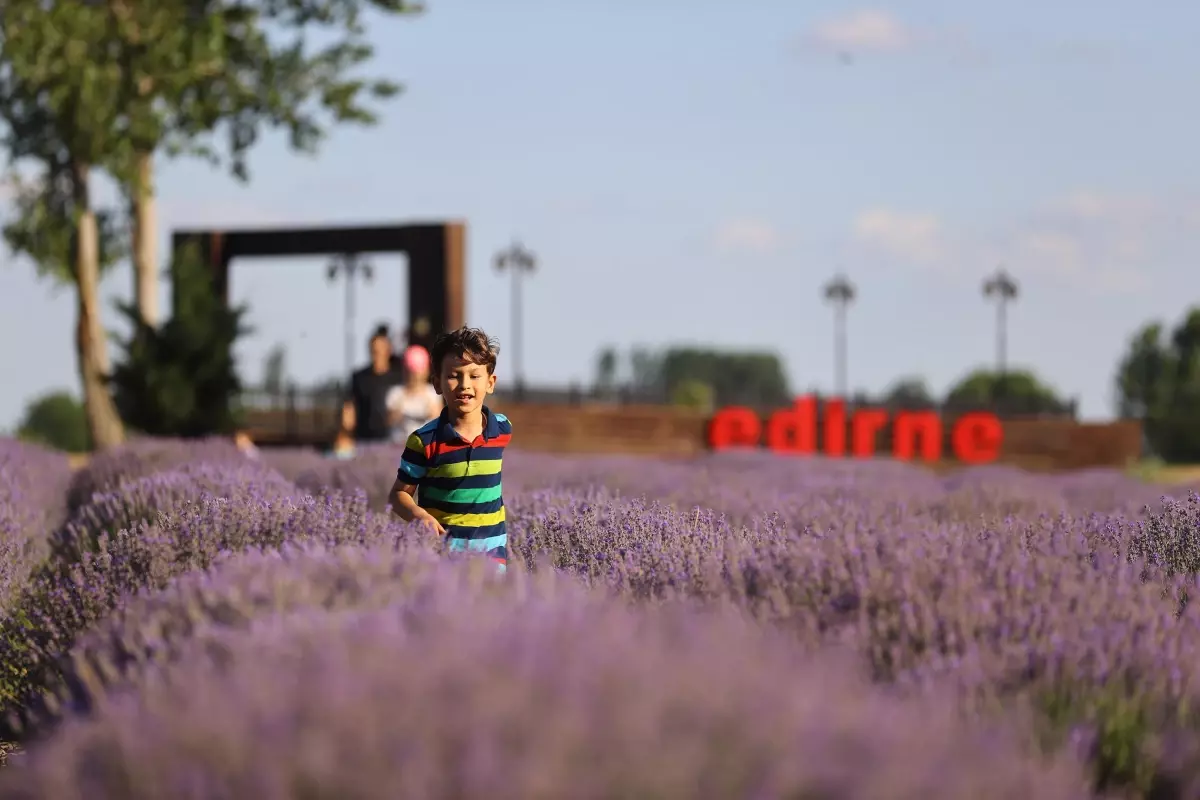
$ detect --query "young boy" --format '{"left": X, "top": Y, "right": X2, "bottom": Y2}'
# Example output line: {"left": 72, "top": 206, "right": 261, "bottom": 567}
{"left": 388, "top": 326, "right": 512, "bottom": 572}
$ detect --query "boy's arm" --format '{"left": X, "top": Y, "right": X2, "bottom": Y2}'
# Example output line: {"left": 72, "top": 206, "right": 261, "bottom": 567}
{"left": 390, "top": 433, "right": 446, "bottom": 534}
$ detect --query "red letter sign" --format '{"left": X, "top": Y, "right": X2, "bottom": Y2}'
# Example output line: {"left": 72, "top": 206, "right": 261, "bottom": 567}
{"left": 706, "top": 397, "right": 1002, "bottom": 465}
{"left": 892, "top": 411, "right": 942, "bottom": 462}
{"left": 951, "top": 412, "right": 1003, "bottom": 464}
{"left": 850, "top": 408, "right": 888, "bottom": 458}
{"left": 823, "top": 399, "right": 847, "bottom": 457}
{"left": 708, "top": 407, "right": 762, "bottom": 450}
{"left": 765, "top": 396, "right": 817, "bottom": 454}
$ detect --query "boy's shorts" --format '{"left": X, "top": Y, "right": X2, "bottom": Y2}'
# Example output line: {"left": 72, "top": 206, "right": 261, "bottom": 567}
{"left": 445, "top": 536, "right": 507, "bottom": 574}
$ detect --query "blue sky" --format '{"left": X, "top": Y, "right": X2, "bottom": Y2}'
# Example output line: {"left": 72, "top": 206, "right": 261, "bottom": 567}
{"left": 2, "top": 0, "right": 1198, "bottom": 428}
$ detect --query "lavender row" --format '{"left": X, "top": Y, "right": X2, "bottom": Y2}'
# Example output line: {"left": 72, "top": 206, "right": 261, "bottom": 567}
{"left": 0, "top": 440, "right": 72, "bottom": 612}
{"left": 6, "top": 437, "right": 1200, "bottom": 794}
{"left": 0, "top": 565, "right": 1102, "bottom": 800}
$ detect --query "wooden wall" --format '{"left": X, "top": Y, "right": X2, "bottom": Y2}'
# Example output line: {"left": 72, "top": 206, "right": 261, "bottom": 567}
{"left": 242, "top": 400, "right": 1144, "bottom": 470}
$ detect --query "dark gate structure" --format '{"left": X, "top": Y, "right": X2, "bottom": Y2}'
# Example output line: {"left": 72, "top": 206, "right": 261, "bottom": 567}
{"left": 170, "top": 221, "right": 466, "bottom": 354}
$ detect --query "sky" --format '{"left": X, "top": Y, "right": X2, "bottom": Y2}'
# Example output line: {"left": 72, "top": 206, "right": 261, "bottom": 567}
{"left": 2, "top": 0, "right": 1199, "bottom": 428}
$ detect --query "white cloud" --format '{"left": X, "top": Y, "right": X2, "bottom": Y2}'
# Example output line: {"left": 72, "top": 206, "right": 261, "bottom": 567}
{"left": 847, "top": 190, "right": 1200, "bottom": 294}
{"left": 852, "top": 209, "right": 946, "bottom": 265}
{"left": 1049, "top": 191, "right": 1156, "bottom": 223}
{"left": 805, "top": 10, "right": 915, "bottom": 54}
{"left": 712, "top": 218, "right": 782, "bottom": 254}
{"left": 1009, "top": 230, "right": 1084, "bottom": 277}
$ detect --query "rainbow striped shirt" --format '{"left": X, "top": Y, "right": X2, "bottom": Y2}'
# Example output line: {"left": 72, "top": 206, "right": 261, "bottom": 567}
{"left": 397, "top": 406, "right": 512, "bottom": 571}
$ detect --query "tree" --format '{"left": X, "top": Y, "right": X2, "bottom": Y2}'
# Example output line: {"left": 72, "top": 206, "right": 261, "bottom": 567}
{"left": 656, "top": 347, "right": 791, "bottom": 408}
{"left": 882, "top": 376, "right": 936, "bottom": 410}
{"left": 109, "top": 244, "right": 252, "bottom": 437}
{"left": 1114, "top": 310, "right": 1200, "bottom": 462}
{"left": 670, "top": 380, "right": 714, "bottom": 412}
{"left": 3, "top": 0, "right": 418, "bottom": 450}
{"left": 262, "top": 344, "right": 288, "bottom": 395}
{"left": 629, "top": 346, "right": 663, "bottom": 397}
{"left": 1115, "top": 322, "right": 1171, "bottom": 419}
{"left": 106, "top": 0, "right": 419, "bottom": 330}
{"left": 16, "top": 391, "right": 90, "bottom": 453}
{"left": 0, "top": 3, "right": 131, "bottom": 449}
{"left": 593, "top": 346, "right": 618, "bottom": 394}
{"left": 943, "top": 368, "right": 1069, "bottom": 416}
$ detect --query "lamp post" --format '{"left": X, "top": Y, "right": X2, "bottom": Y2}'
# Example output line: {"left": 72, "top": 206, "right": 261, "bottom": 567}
{"left": 494, "top": 240, "right": 536, "bottom": 395}
{"left": 327, "top": 253, "right": 374, "bottom": 381}
{"left": 823, "top": 273, "right": 856, "bottom": 399}
{"left": 983, "top": 267, "right": 1018, "bottom": 403}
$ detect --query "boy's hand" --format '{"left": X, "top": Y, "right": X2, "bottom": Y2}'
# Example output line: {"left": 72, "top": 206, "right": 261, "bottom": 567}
{"left": 413, "top": 508, "right": 446, "bottom": 535}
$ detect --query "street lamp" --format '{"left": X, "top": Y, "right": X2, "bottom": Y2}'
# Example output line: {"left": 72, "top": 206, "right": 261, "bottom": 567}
{"left": 327, "top": 253, "right": 374, "bottom": 381}
{"left": 983, "top": 267, "right": 1018, "bottom": 403}
{"left": 823, "top": 272, "right": 856, "bottom": 399}
{"left": 494, "top": 240, "right": 536, "bottom": 395}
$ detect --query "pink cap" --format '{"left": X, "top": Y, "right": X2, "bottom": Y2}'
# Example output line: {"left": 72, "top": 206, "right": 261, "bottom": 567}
{"left": 403, "top": 344, "right": 431, "bottom": 374}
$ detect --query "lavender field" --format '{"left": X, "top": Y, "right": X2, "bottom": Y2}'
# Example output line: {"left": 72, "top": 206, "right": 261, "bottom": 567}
{"left": 1, "top": 437, "right": 1200, "bottom": 798}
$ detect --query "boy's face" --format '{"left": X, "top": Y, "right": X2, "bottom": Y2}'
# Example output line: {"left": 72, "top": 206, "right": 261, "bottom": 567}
{"left": 434, "top": 354, "right": 496, "bottom": 417}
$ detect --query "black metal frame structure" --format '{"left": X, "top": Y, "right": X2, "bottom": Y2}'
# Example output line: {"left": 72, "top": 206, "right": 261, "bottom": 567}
{"left": 170, "top": 221, "right": 466, "bottom": 353}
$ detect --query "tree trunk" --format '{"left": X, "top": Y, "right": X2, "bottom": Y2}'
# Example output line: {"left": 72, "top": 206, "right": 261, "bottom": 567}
{"left": 130, "top": 149, "right": 159, "bottom": 327}
{"left": 73, "top": 160, "right": 126, "bottom": 450}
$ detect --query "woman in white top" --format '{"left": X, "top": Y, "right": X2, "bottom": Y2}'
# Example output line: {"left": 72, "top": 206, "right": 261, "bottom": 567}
{"left": 387, "top": 344, "right": 443, "bottom": 443}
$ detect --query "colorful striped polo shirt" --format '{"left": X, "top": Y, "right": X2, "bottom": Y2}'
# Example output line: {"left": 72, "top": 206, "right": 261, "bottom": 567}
{"left": 396, "top": 406, "right": 512, "bottom": 570}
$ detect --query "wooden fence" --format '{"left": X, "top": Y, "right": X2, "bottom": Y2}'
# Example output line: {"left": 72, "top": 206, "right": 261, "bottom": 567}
{"left": 237, "top": 390, "right": 1142, "bottom": 471}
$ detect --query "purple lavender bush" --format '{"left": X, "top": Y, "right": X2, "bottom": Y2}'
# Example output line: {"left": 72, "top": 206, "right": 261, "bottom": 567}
{"left": 64, "top": 437, "right": 255, "bottom": 513}
{"left": 263, "top": 442, "right": 409, "bottom": 510}
{"left": 4, "top": 439, "right": 1200, "bottom": 795}
{"left": 0, "top": 488, "right": 431, "bottom": 733}
{"left": 51, "top": 462, "right": 300, "bottom": 565}
{"left": 0, "top": 439, "right": 72, "bottom": 611}
{"left": 0, "top": 573, "right": 1099, "bottom": 799}
{"left": 21, "top": 539, "right": 478, "bottom": 736}
{"left": 505, "top": 486, "right": 1200, "bottom": 794}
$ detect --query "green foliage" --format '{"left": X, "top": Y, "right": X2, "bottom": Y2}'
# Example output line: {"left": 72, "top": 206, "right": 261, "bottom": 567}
{"left": 103, "top": 0, "right": 417, "bottom": 187}
{"left": 670, "top": 380, "right": 714, "bottom": 412}
{"left": 1036, "top": 682, "right": 1164, "bottom": 796}
{"left": 109, "top": 246, "right": 252, "bottom": 437}
{"left": 262, "top": 344, "right": 288, "bottom": 395}
{"left": 15, "top": 392, "right": 90, "bottom": 453}
{"left": 658, "top": 347, "right": 791, "bottom": 408}
{"left": 943, "top": 368, "right": 1071, "bottom": 416}
{"left": 625, "top": 346, "right": 662, "bottom": 395}
{"left": 881, "top": 376, "right": 936, "bottom": 409}
{"left": 0, "top": 171, "right": 127, "bottom": 288}
{"left": 0, "top": 3, "right": 125, "bottom": 169}
{"left": 593, "top": 346, "right": 618, "bottom": 393}
{"left": 1115, "top": 309, "right": 1200, "bottom": 462}
{"left": 0, "top": 3, "right": 130, "bottom": 285}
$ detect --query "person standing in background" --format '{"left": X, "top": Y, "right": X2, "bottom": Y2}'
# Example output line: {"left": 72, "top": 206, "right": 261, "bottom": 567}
{"left": 233, "top": 430, "right": 260, "bottom": 459}
{"left": 344, "top": 324, "right": 406, "bottom": 444}
{"left": 387, "top": 345, "right": 443, "bottom": 442}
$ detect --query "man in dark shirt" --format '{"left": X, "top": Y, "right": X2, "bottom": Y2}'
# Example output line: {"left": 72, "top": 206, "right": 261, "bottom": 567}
{"left": 344, "top": 325, "right": 406, "bottom": 443}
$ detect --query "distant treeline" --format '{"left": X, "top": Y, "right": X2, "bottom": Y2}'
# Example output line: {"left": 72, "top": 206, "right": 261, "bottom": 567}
{"left": 588, "top": 345, "right": 1074, "bottom": 418}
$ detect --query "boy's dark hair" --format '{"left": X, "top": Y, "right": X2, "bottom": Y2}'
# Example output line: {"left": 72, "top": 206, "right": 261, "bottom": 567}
{"left": 431, "top": 327, "right": 499, "bottom": 374}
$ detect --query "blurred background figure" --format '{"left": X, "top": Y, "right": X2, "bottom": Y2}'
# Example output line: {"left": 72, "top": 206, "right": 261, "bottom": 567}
{"left": 327, "top": 401, "right": 358, "bottom": 460}
{"left": 387, "top": 344, "right": 443, "bottom": 442}
{"left": 344, "top": 324, "right": 405, "bottom": 444}
{"left": 327, "top": 425, "right": 357, "bottom": 460}
{"left": 233, "top": 430, "right": 260, "bottom": 459}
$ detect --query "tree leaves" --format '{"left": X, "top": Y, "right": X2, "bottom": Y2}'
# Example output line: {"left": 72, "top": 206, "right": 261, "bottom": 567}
{"left": 1115, "top": 311, "right": 1200, "bottom": 462}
